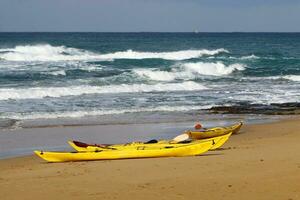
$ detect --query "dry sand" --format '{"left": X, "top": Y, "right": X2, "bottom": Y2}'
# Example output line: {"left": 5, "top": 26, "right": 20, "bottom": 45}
{"left": 1, "top": 118, "right": 300, "bottom": 200}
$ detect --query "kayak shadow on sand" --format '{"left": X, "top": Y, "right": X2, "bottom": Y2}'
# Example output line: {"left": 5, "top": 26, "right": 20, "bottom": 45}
{"left": 212, "top": 146, "right": 238, "bottom": 151}
{"left": 195, "top": 153, "right": 223, "bottom": 157}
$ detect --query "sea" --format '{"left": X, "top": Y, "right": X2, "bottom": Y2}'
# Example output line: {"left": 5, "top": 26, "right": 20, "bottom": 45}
{"left": 0, "top": 32, "right": 299, "bottom": 129}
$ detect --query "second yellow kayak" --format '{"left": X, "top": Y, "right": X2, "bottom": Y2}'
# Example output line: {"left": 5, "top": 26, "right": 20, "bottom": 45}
{"left": 188, "top": 122, "right": 242, "bottom": 139}
{"left": 68, "top": 132, "right": 232, "bottom": 152}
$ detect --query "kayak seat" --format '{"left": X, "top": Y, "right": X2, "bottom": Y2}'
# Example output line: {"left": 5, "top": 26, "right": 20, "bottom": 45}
{"left": 145, "top": 139, "right": 158, "bottom": 144}
{"left": 73, "top": 141, "right": 89, "bottom": 148}
{"left": 178, "top": 140, "right": 192, "bottom": 144}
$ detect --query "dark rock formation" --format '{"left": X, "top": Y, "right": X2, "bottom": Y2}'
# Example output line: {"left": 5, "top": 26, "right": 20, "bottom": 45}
{"left": 206, "top": 102, "right": 300, "bottom": 115}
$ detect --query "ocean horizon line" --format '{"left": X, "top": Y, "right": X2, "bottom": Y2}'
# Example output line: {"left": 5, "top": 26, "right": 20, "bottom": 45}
{"left": 1, "top": 31, "right": 300, "bottom": 34}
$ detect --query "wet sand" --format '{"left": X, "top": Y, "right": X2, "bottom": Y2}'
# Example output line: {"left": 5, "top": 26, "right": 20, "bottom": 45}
{"left": 1, "top": 118, "right": 300, "bottom": 200}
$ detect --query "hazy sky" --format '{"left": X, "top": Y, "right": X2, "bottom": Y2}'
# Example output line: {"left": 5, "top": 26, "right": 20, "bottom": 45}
{"left": 0, "top": 0, "right": 299, "bottom": 32}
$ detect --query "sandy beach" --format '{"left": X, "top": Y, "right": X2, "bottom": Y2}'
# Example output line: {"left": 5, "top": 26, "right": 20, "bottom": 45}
{"left": 1, "top": 0, "right": 300, "bottom": 199}
{"left": 0, "top": 118, "right": 300, "bottom": 200}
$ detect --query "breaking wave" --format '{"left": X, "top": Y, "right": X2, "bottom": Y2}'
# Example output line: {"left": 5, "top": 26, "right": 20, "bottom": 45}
{"left": 240, "top": 55, "right": 260, "bottom": 60}
{"left": 0, "top": 45, "right": 97, "bottom": 62}
{"left": 182, "top": 62, "right": 245, "bottom": 76}
{"left": 134, "top": 62, "right": 246, "bottom": 81}
{"left": 0, "top": 44, "right": 229, "bottom": 62}
{"left": 133, "top": 69, "right": 178, "bottom": 81}
{"left": 0, "top": 81, "right": 208, "bottom": 100}
{"left": 208, "top": 54, "right": 260, "bottom": 60}
{"left": 282, "top": 75, "right": 300, "bottom": 82}
{"left": 101, "top": 48, "right": 229, "bottom": 60}
{"left": 41, "top": 70, "right": 66, "bottom": 76}
{"left": 266, "top": 75, "right": 300, "bottom": 82}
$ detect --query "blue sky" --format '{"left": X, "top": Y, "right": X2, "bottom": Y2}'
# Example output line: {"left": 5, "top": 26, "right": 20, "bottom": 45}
{"left": 0, "top": 0, "right": 299, "bottom": 32}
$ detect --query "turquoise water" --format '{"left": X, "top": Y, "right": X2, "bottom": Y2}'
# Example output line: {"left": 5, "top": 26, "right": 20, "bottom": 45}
{"left": 0, "top": 33, "right": 299, "bottom": 128}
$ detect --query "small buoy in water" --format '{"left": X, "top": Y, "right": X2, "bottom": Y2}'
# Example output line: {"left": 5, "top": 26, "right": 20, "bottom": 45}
{"left": 194, "top": 122, "right": 202, "bottom": 130}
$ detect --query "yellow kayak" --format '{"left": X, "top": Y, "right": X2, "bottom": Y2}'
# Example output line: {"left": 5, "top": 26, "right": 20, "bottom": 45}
{"left": 34, "top": 139, "right": 214, "bottom": 162}
{"left": 68, "top": 132, "right": 232, "bottom": 152}
{"left": 188, "top": 122, "right": 242, "bottom": 139}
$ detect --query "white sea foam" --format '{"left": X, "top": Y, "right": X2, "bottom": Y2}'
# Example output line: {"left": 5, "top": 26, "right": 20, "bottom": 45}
{"left": 101, "top": 48, "right": 229, "bottom": 60}
{"left": 133, "top": 69, "right": 177, "bottom": 81}
{"left": 0, "top": 81, "right": 207, "bottom": 100}
{"left": 133, "top": 62, "right": 246, "bottom": 81}
{"left": 41, "top": 70, "right": 66, "bottom": 76}
{"left": 260, "top": 75, "right": 300, "bottom": 82}
{"left": 0, "top": 44, "right": 229, "bottom": 62}
{"left": 240, "top": 55, "right": 260, "bottom": 60}
{"left": 208, "top": 55, "right": 260, "bottom": 60}
{"left": 2, "top": 105, "right": 212, "bottom": 120}
{"left": 182, "top": 62, "right": 245, "bottom": 76}
{"left": 0, "top": 44, "right": 102, "bottom": 62}
{"left": 282, "top": 75, "right": 300, "bottom": 82}
{"left": 228, "top": 88, "right": 300, "bottom": 105}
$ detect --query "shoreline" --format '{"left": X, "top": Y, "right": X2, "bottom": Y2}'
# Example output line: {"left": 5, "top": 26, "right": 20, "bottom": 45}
{"left": 2, "top": 101, "right": 300, "bottom": 130}
{"left": 1, "top": 116, "right": 300, "bottom": 199}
